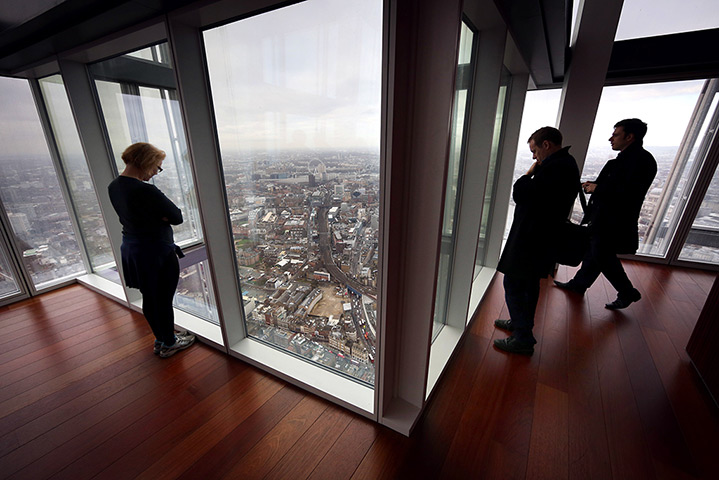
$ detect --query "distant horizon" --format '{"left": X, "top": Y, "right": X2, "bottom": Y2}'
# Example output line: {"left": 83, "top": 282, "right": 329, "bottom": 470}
{"left": 0, "top": 147, "right": 382, "bottom": 162}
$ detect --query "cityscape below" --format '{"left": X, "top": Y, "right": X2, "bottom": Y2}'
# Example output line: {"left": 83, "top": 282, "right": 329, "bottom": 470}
{"left": 511, "top": 144, "right": 719, "bottom": 263}
{"left": 1, "top": 142, "right": 718, "bottom": 384}
{"left": 222, "top": 150, "right": 380, "bottom": 384}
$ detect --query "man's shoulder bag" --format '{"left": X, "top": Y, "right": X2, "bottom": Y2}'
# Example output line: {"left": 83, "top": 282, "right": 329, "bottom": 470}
{"left": 555, "top": 184, "right": 590, "bottom": 267}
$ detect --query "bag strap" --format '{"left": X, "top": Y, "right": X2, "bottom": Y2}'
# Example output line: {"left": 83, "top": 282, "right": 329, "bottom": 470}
{"left": 578, "top": 182, "right": 587, "bottom": 214}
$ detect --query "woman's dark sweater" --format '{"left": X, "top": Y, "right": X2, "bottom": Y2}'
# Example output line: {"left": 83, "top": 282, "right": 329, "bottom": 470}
{"left": 108, "top": 176, "right": 183, "bottom": 244}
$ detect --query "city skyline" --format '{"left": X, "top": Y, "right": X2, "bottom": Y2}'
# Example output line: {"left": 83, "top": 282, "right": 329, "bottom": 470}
{"left": 0, "top": 147, "right": 382, "bottom": 384}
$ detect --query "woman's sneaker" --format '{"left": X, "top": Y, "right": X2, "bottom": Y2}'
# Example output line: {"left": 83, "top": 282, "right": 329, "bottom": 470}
{"left": 159, "top": 333, "right": 196, "bottom": 358}
{"left": 153, "top": 330, "right": 193, "bottom": 355}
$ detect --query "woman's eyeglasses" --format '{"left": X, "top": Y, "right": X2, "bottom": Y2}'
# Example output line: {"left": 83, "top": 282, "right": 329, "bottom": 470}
{"left": 157, "top": 166, "right": 163, "bottom": 173}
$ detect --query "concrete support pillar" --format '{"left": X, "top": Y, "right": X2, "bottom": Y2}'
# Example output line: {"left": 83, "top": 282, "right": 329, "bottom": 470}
{"left": 557, "top": 0, "right": 624, "bottom": 169}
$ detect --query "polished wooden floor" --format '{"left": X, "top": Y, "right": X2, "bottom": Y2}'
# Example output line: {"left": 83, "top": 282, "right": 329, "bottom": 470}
{"left": 1, "top": 261, "right": 718, "bottom": 479}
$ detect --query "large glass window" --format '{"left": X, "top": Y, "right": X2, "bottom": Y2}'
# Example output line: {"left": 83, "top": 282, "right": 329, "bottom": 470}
{"left": 433, "top": 20, "right": 476, "bottom": 340}
{"left": 504, "top": 89, "right": 562, "bottom": 243}
{"left": 90, "top": 44, "right": 217, "bottom": 324}
{"left": 90, "top": 44, "right": 202, "bottom": 246}
{"left": 203, "top": 0, "right": 382, "bottom": 384}
{"left": 580, "top": 80, "right": 713, "bottom": 258}
{"left": 0, "top": 238, "right": 21, "bottom": 300}
{"left": 38, "top": 75, "right": 116, "bottom": 278}
{"left": 475, "top": 67, "right": 511, "bottom": 276}
{"left": 679, "top": 161, "right": 719, "bottom": 264}
{"left": 0, "top": 76, "right": 86, "bottom": 289}
{"left": 509, "top": 81, "right": 719, "bottom": 267}
{"left": 615, "top": 0, "right": 719, "bottom": 41}
{"left": 176, "top": 258, "right": 219, "bottom": 324}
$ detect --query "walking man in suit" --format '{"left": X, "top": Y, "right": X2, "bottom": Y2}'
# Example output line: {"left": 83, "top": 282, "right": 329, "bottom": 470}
{"left": 554, "top": 118, "right": 657, "bottom": 309}
{"left": 494, "top": 127, "right": 580, "bottom": 355}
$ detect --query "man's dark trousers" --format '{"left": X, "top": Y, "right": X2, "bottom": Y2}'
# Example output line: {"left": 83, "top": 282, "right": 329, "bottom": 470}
{"left": 573, "top": 234, "right": 634, "bottom": 298}
{"left": 503, "top": 275, "right": 540, "bottom": 345}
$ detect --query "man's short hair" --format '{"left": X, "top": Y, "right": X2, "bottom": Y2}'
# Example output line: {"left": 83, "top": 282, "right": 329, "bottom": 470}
{"left": 614, "top": 118, "right": 648, "bottom": 141}
{"left": 528, "top": 126, "right": 562, "bottom": 146}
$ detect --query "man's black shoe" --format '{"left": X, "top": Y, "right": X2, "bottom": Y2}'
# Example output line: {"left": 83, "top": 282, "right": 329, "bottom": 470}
{"left": 493, "top": 337, "right": 534, "bottom": 356}
{"left": 494, "top": 319, "right": 514, "bottom": 332}
{"left": 605, "top": 289, "right": 641, "bottom": 310}
{"left": 553, "top": 280, "right": 586, "bottom": 295}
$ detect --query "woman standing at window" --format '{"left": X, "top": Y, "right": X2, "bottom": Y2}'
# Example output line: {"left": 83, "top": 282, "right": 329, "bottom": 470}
{"left": 108, "top": 142, "right": 195, "bottom": 358}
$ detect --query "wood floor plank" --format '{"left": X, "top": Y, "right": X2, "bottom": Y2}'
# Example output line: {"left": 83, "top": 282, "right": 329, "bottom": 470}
{"left": 0, "top": 303, "right": 137, "bottom": 363}
{"left": 0, "top": 328, "right": 150, "bottom": 409}
{"left": 525, "top": 383, "right": 569, "bottom": 480}
{"left": 1, "top": 267, "right": 717, "bottom": 480}
{"left": 475, "top": 354, "right": 537, "bottom": 479}
{"left": 672, "top": 267, "right": 716, "bottom": 306}
{"left": 307, "top": 416, "right": 380, "bottom": 480}
{"left": 136, "top": 375, "right": 287, "bottom": 480}
{"left": 176, "top": 385, "right": 306, "bottom": 480}
{"left": 0, "top": 287, "right": 98, "bottom": 325}
{"left": 613, "top": 313, "right": 698, "bottom": 477}
{"left": 590, "top": 275, "right": 658, "bottom": 480}
{"left": 1, "top": 345, "right": 218, "bottom": 479}
{"left": 565, "top": 288, "right": 612, "bottom": 480}
{"left": 487, "top": 276, "right": 549, "bottom": 457}
{"left": 440, "top": 274, "right": 541, "bottom": 478}
{"left": 642, "top": 326, "right": 719, "bottom": 479}
{"left": 0, "top": 346, "right": 158, "bottom": 458}
{"left": 263, "top": 404, "right": 355, "bottom": 480}
{"left": 480, "top": 439, "right": 527, "bottom": 480}
{"left": 395, "top": 332, "right": 491, "bottom": 478}
{"left": 0, "top": 332, "right": 157, "bottom": 440}
{"left": 220, "top": 395, "right": 330, "bottom": 479}
{"left": 626, "top": 262, "right": 698, "bottom": 362}
{"left": 0, "top": 294, "right": 117, "bottom": 339}
{"left": 438, "top": 331, "right": 515, "bottom": 478}
{"left": 349, "top": 429, "right": 410, "bottom": 480}
{"left": 537, "top": 281, "right": 569, "bottom": 393}
{"left": 0, "top": 306, "right": 135, "bottom": 367}
{"left": 0, "top": 309, "right": 139, "bottom": 385}
{"left": 89, "top": 360, "right": 263, "bottom": 480}
{"left": 693, "top": 270, "right": 717, "bottom": 294}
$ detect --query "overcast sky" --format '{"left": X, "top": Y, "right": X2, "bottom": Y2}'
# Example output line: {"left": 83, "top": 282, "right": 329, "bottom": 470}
{"left": 614, "top": 0, "right": 719, "bottom": 40}
{"left": 0, "top": 77, "right": 53, "bottom": 158}
{"left": 1, "top": 0, "right": 717, "bottom": 158}
{"left": 518, "top": 79, "right": 707, "bottom": 150}
{"left": 203, "top": 0, "right": 382, "bottom": 153}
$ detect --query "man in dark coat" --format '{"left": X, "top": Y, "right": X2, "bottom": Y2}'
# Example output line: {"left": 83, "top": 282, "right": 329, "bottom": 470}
{"left": 494, "top": 127, "right": 580, "bottom": 355}
{"left": 554, "top": 118, "right": 657, "bottom": 309}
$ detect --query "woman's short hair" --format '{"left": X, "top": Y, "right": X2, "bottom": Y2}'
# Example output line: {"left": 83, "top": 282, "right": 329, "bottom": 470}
{"left": 121, "top": 142, "right": 166, "bottom": 171}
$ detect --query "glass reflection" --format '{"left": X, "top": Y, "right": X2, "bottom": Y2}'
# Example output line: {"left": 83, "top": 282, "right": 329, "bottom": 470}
{"left": 432, "top": 20, "right": 476, "bottom": 341}
{"left": 38, "top": 75, "right": 116, "bottom": 277}
{"left": 204, "top": 0, "right": 382, "bottom": 384}
{"left": 505, "top": 89, "right": 562, "bottom": 246}
{"left": 0, "top": 241, "right": 21, "bottom": 299}
{"left": 0, "top": 76, "right": 86, "bottom": 289}
{"left": 90, "top": 43, "right": 216, "bottom": 322}
{"left": 175, "top": 259, "right": 219, "bottom": 324}
{"left": 679, "top": 159, "right": 719, "bottom": 264}
{"left": 90, "top": 44, "right": 202, "bottom": 246}
{"left": 579, "top": 80, "right": 709, "bottom": 258}
{"left": 475, "top": 68, "right": 511, "bottom": 278}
